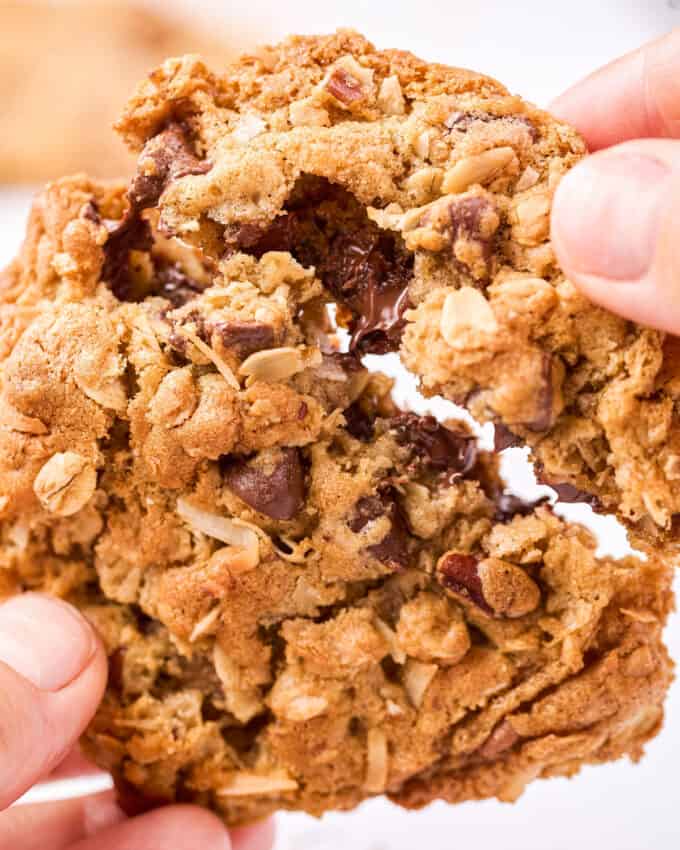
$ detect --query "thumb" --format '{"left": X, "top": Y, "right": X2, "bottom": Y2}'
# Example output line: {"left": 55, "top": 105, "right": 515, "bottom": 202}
{"left": 0, "top": 594, "right": 107, "bottom": 809}
{"left": 551, "top": 139, "right": 680, "bottom": 333}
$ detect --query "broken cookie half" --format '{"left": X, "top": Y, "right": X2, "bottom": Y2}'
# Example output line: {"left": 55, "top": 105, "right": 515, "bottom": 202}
{"left": 0, "top": 31, "right": 675, "bottom": 826}
{"left": 114, "top": 29, "right": 680, "bottom": 549}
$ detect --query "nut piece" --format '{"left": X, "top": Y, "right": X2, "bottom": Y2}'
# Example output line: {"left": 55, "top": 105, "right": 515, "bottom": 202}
{"left": 510, "top": 188, "right": 551, "bottom": 246}
{"left": 321, "top": 55, "right": 375, "bottom": 107}
{"left": 217, "top": 771, "right": 298, "bottom": 797}
{"left": 442, "top": 147, "right": 518, "bottom": 194}
{"left": 477, "top": 720, "right": 521, "bottom": 760}
{"left": 239, "top": 346, "right": 320, "bottom": 382}
{"left": 404, "top": 167, "right": 444, "bottom": 204}
{"left": 440, "top": 287, "right": 499, "bottom": 349}
{"left": 437, "top": 552, "right": 492, "bottom": 614}
{"left": 478, "top": 558, "right": 541, "bottom": 618}
{"left": 377, "top": 75, "right": 406, "bottom": 115}
{"left": 396, "top": 593, "right": 470, "bottom": 665}
{"left": 33, "top": 451, "right": 97, "bottom": 517}
{"left": 148, "top": 368, "right": 198, "bottom": 428}
{"left": 403, "top": 659, "right": 438, "bottom": 707}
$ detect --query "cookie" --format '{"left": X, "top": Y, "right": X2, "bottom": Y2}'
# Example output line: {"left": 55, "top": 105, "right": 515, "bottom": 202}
{"left": 0, "top": 167, "right": 673, "bottom": 824}
{"left": 0, "top": 0, "right": 236, "bottom": 182}
{"left": 113, "top": 29, "right": 680, "bottom": 548}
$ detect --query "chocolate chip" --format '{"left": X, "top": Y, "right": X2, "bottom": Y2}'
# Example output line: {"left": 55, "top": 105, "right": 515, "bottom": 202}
{"left": 390, "top": 413, "right": 478, "bottom": 477}
{"left": 348, "top": 486, "right": 412, "bottom": 570}
{"left": 494, "top": 492, "right": 549, "bottom": 522}
{"left": 102, "top": 216, "right": 154, "bottom": 302}
{"left": 437, "top": 553, "right": 493, "bottom": 615}
{"left": 213, "top": 321, "right": 276, "bottom": 358}
{"left": 447, "top": 195, "right": 497, "bottom": 278}
{"left": 326, "top": 68, "right": 363, "bottom": 104}
{"left": 525, "top": 354, "right": 555, "bottom": 432}
{"left": 129, "top": 123, "right": 212, "bottom": 212}
{"left": 221, "top": 448, "right": 306, "bottom": 520}
{"left": 445, "top": 110, "right": 538, "bottom": 141}
{"left": 493, "top": 423, "right": 521, "bottom": 452}
{"left": 343, "top": 401, "right": 375, "bottom": 442}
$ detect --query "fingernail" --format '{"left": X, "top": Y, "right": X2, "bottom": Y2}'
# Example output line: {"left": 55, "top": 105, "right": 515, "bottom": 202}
{"left": 552, "top": 152, "right": 670, "bottom": 280}
{"left": 0, "top": 594, "right": 96, "bottom": 691}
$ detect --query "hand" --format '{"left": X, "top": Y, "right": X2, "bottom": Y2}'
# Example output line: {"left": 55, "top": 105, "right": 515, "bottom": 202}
{"left": 0, "top": 593, "right": 274, "bottom": 850}
{"left": 550, "top": 28, "right": 680, "bottom": 333}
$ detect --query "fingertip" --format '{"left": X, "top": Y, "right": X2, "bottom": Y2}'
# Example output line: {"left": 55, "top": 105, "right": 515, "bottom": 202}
{"left": 231, "top": 818, "right": 276, "bottom": 850}
{"left": 138, "top": 805, "right": 233, "bottom": 849}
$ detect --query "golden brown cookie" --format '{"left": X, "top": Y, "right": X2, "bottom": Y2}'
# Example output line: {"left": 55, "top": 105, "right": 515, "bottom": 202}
{"left": 1, "top": 30, "right": 677, "bottom": 825}
{"left": 0, "top": 0, "right": 237, "bottom": 182}
{"left": 113, "top": 29, "right": 680, "bottom": 548}
{"left": 0, "top": 167, "right": 673, "bottom": 824}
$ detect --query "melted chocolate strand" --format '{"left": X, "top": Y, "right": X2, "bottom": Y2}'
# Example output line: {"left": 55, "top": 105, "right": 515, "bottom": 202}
{"left": 494, "top": 492, "right": 550, "bottom": 522}
{"left": 493, "top": 423, "right": 522, "bottom": 452}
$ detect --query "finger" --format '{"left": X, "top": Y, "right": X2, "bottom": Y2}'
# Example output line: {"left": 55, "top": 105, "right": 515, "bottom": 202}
{"left": 0, "top": 792, "right": 123, "bottom": 850}
{"left": 0, "top": 594, "right": 107, "bottom": 809}
{"left": 551, "top": 138, "right": 680, "bottom": 332}
{"left": 45, "top": 747, "right": 104, "bottom": 782}
{"left": 550, "top": 28, "right": 680, "bottom": 150}
{"left": 231, "top": 819, "right": 276, "bottom": 850}
{"left": 68, "top": 805, "right": 232, "bottom": 850}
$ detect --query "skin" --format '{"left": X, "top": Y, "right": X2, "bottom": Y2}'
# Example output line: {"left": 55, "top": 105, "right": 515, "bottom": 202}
{"left": 0, "top": 594, "right": 274, "bottom": 850}
{"left": 1, "top": 30, "right": 677, "bottom": 849}
{"left": 551, "top": 28, "right": 680, "bottom": 334}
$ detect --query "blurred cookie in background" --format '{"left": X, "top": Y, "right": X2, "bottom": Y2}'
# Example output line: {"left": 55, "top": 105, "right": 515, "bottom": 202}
{"left": 0, "top": 0, "right": 240, "bottom": 182}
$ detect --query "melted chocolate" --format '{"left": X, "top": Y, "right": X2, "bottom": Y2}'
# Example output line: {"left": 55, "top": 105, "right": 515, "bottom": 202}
{"left": 221, "top": 448, "right": 306, "bottom": 520}
{"left": 390, "top": 413, "right": 478, "bottom": 476}
{"left": 102, "top": 123, "right": 211, "bottom": 303}
{"left": 232, "top": 178, "right": 413, "bottom": 355}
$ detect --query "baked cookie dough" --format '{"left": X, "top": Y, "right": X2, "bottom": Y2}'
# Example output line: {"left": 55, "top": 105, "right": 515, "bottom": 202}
{"left": 0, "top": 169, "right": 673, "bottom": 824}
{"left": 0, "top": 0, "right": 237, "bottom": 182}
{"left": 113, "top": 29, "right": 680, "bottom": 548}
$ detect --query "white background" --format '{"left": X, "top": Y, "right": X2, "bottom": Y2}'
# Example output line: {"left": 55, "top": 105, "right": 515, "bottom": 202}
{"left": 3, "top": 1, "right": 680, "bottom": 847}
